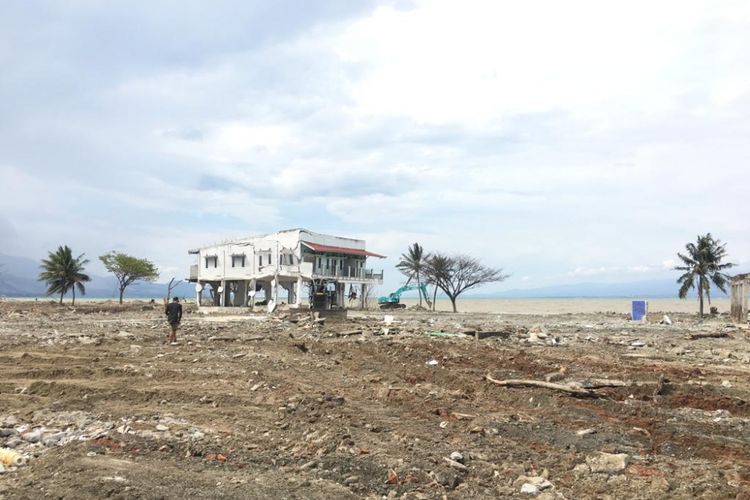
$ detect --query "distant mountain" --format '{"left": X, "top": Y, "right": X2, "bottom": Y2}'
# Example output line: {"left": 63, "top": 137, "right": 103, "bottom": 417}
{"left": 0, "top": 253, "right": 195, "bottom": 299}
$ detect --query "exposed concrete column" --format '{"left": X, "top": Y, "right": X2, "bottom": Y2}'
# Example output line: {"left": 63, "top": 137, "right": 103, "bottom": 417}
{"left": 236, "top": 281, "right": 247, "bottom": 307}
{"left": 295, "top": 277, "right": 304, "bottom": 308}
{"left": 248, "top": 279, "right": 257, "bottom": 309}
{"left": 195, "top": 282, "right": 202, "bottom": 308}
{"left": 220, "top": 280, "right": 226, "bottom": 307}
{"left": 360, "top": 284, "right": 367, "bottom": 310}
{"left": 337, "top": 283, "right": 345, "bottom": 308}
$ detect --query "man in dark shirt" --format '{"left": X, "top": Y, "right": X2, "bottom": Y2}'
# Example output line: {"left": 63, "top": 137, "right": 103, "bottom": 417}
{"left": 165, "top": 297, "right": 182, "bottom": 345}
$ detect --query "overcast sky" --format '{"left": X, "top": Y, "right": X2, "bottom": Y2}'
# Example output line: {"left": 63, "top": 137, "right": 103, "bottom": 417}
{"left": 1, "top": 0, "right": 748, "bottom": 292}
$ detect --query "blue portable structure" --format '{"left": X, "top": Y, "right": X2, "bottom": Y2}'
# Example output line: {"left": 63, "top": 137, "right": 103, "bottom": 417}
{"left": 632, "top": 300, "right": 648, "bottom": 321}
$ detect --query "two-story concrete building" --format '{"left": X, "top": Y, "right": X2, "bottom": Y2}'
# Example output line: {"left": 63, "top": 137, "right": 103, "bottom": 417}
{"left": 188, "top": 228, "right": 385, "bottom": 309}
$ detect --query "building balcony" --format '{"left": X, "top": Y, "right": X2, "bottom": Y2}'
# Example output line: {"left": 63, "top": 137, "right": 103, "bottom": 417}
{"left": 312, "top": 266, "right": 384, "bottom": 282}
{"left": 189, "top": 264, "right": 199, "bottom": 280}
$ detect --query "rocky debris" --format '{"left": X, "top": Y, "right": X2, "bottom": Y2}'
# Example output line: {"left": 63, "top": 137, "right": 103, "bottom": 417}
{"left": 544, "top": 369, "right": 566, "bottom": 382}
{"left": 1, "top": 301, "right": 749, "bottom": 498}
{"left": 585, "top": 452, "right": 629, "bottom": 474}
{"left": 21, "top": 429, "right": 42, "bottom": 444}
{"left": 514, "top": 475, "right": 553, "bottom": 495}
{"left": 443, "top": 456, "right": 468, "bottom": 471}
{"left": 0, "top": 411, "right": 215, "bottom": 474}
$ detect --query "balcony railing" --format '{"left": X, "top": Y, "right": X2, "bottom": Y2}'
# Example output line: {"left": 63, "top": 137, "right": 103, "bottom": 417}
{"left": 313, "top": 266, "right": 383, "bottom": 281}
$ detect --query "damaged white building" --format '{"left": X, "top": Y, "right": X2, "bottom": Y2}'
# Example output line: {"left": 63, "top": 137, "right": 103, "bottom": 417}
{"left": 188, "top": 228, "right": 385, "bottom": 309}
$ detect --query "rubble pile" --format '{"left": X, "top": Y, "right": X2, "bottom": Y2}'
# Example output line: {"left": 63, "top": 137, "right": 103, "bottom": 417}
{"left": 0, "top": 300, "right": 748, "bottom": 498}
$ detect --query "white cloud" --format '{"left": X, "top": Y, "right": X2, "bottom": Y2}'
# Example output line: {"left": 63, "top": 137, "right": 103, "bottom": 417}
{"left": 1, "top": 1, "right": 749, "bottom": 293}
{"left": 335, "top": 0, "right": 733, "bottom": 127}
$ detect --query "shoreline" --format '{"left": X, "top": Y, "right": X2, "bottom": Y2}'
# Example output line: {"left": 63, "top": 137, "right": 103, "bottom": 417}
{"left": 2, "top": 296, "right": 731, "bottom": 315}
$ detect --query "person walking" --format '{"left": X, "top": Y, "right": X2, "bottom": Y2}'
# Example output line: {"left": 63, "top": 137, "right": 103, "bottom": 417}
{"left": 164, "top": 297, "right": 182, "bottom": 345}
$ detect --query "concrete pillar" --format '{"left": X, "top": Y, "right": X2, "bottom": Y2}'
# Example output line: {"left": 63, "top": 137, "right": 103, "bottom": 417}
{"left": 336, "top": 282, "right": 345, "bottom": 308}
{"left": 295, "top": 277, "right": 304, "bottom": 308}
{"left": 220, "top": 280, "right": 226, "bottom": 307}
{"left": 248, "top": 279, "right": 257, "bottom": 308}
{"left": 195, "top": 282, "right": 202, "bottom": 308}
{"left": 236, "top": 281, "right": 247, "bottom": 307}
{"left": 360, "top": 284, "right": 367, "bottom": 310}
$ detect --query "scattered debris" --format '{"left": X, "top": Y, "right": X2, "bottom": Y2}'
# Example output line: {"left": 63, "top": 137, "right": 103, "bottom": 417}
{"left": 1, "top": 300, "right": 748, "bottom": 498}
{"left": 585, "top": 452, "right": 629, "bottom": 474}
{"left": 443, "top": 456, "right": 469, "bottom": 471}
{"left": 485, "top": 374, "right": 594, "bottom": 396}
{"left": 688, "top": 332, "right": 730, "bottom": 340}
{"left": 0, "top": 448, "right": 26, "bottom": 466}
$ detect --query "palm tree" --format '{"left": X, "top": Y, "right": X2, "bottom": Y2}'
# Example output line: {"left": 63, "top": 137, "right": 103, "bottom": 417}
{"left": 424, "top": 253, "right": 452, "bottom": 311}
{"left": 38, "top": 246, "right": 91, "bottom": 305}
{"left": 396, "top": 243, "right": 429, "bottom": 308}
{"left": 675, "top": 234, "right": 735, "bottom": 317}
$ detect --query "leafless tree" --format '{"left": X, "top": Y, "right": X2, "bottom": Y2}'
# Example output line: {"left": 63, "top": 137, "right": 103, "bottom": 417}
{"left": 165, "top": 277, "right": 182, "bottom": 302}
{"left": 363, "top": 285, "right": 377, "bottom": 310}
{"left": 425, "top": 254, "right": 508, "bottom": 312}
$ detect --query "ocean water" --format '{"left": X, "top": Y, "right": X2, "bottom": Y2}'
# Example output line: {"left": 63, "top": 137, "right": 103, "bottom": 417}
{"left": 398, "top": 297, "right": 731, "bottom": 315}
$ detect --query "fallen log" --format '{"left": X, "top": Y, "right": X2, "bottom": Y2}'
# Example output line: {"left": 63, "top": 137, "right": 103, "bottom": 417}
{"left": 336, "top": 329, "right": 363, "bottom": 337}
{"left": 485, "top": 374, "right": 594, "bottom": 396}
{"left": 579, "top": 378, "right": 630, "bottom": 389}
{"left": 687, "top": 332, "right": 730, "bottom": 340}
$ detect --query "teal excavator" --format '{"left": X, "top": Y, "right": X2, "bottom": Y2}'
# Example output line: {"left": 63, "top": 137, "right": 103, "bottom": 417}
{"left": 377, "top": 283, "right": 431, "bottom": 309}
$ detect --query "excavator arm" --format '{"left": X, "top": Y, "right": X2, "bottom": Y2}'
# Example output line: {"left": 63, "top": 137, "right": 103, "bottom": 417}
{"left": 378, "top": 282, "right": 432, "bottom": 309}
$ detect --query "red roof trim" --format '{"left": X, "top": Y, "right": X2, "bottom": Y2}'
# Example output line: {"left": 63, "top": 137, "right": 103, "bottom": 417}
{"left": 301, "top": 241, "right": 386, "bottom": 258}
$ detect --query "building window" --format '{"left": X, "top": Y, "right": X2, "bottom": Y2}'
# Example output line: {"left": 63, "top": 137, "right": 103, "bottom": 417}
{"left": 340, "top": 260, "right": 344, "bottom": 270}
{"left": 231, "top": 255, "right": 245, "bottom": 268}
{"left": 205, "top": 256, "right": 218, "bottom": 268}
{"left": 259, "top": 255, "right": 263, "bottom": 267}
{"left": 267, "top": 254, "right": 272, "bottom": 265}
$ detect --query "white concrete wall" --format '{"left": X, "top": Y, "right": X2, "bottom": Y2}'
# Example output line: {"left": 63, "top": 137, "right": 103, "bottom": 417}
{"left": 192, "top": 229, "right": 369, "bottom": 282}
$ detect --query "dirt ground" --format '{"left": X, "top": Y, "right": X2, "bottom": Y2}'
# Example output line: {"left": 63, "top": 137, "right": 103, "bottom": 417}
{"left": 1, "top": 301, "right": 749, "bottom": 499}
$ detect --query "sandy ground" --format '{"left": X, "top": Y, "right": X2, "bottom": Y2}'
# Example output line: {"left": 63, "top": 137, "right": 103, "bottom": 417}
{"left": 1, "top": 300, "right": 749, "bottom": 499}
{"left": 400, "top": 298, "right": 732, "bottom": 315}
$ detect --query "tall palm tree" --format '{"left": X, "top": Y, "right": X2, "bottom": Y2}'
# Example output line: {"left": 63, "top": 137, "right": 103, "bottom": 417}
{"left": 424, "top": 253, "right": 452, "bottom": 311}
{"left": 38, "top": 246, "right": 91, "bottom": 305}
{"left": 396, "top": 243, "right": 429, "bottom": 307}
{"left": 675, "top": 233, "right": 734, "bottom": 317}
